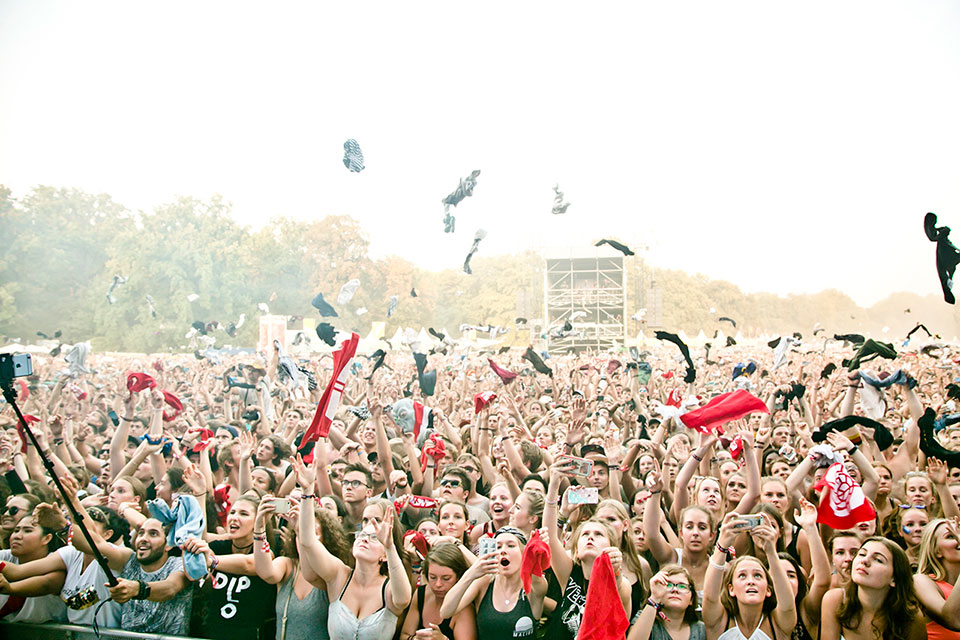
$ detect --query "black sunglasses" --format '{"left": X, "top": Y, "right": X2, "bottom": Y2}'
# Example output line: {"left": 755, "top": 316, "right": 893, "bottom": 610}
{"left": 4, "top": 505, "right": 21, "bottom": 516}
{"left": 440, "top": 479, "right": 462, "bottom": 488}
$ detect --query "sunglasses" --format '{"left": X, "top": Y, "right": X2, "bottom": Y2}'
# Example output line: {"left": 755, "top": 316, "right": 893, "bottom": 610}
{"left": 899, "top": 504, "right": 927, "bottom": 510}
{"left": 86, "top": 508, "right": 107, "bottom": 524}
{"left": 4, "top": 505, "right": 21, "bottom": 516}
{"left": 440, "top": 479, "right": 462, "bottom": 489}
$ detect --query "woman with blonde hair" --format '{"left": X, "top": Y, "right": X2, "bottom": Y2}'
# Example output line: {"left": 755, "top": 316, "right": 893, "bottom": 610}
{"left": 544, "top": 458, "right": 631, "bottom": 639}
{"left": 914, "top": 519, "right": 960, "bottom": 640}
{"left": 595, "top": 498, "right": 651, "bottom": 612}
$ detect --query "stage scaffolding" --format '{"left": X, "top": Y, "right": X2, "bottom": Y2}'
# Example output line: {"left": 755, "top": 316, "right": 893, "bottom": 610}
{"left": 542, "top": 247, "right": 628, "bottom": 352}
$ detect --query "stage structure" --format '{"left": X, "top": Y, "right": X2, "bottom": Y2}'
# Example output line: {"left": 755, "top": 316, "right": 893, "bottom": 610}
{"left": 542, "top": 247, "right": 628, "bottom": 352}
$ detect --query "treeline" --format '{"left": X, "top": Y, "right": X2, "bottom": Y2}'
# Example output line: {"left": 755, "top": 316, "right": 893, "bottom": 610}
{"left": 0, "top": 185, "right": 956, "bottom": 352}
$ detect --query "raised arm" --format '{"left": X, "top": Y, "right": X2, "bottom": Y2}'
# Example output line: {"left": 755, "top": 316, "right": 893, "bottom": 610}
{"left": 545, "top": 458, "right": 575, "bottom": 586}
{"left": 642, "top": 468, "right": 678, "bottom": 566}
{"left": 376, "top": 505, "right": 412, "bottom": 616}
{"left": 438, "top": 555, "right": 497, "bottom": 619}
{"left": 731, "top": 430, "right": 760, "bottom": 514}
{"left": 293, "top": 455, "right": 347, "bottom": 586}
{"left": 794, "top": 498, "right": 831, "bottom": 627}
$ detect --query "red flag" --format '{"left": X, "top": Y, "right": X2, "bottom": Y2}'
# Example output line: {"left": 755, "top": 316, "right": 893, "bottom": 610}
{"left": 815, "top": 462, "right": 876, "bottom": 529}
{"left": 680, "top": 389, "right": 768, "bottom": 434}
{"left": 579, "top": 551, "right": 629, "bottom": 640}
{"left": 301, "top": 332, "right": 359, "bottom": 446}
{"left": 488, "top": 358, "right": 517, "bottom": 385}
{"left": 474, "top": 391, "right": 498, "bottom": 414}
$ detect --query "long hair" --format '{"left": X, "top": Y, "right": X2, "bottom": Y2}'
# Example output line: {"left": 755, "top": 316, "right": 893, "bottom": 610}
{"left": 837, "top": 537, "right": 920, "bottom": 640}
{"left": 597, "top": 499, "right": 647, "bottom": 586}
{"left": 437, "top": 500, "right": 470, "bottom": 544}
{"left": 917, "top": 519, "right": 953, "bottom": 581}
{"left": 570, "top": 518, "right": 620, "bottom": 565}
{"left": 285, "top": 500, "right": 353, "bottom": 567}
{"left": 720, "top": 555, "right": 777, "bottom": 621}
{"left": 422, "top": 542, "right": 469, "bottom": 583}
{"left": 744, "top": 504, "right": 785, "bottom": 559}
{"left": 778, "top": 552, "right": 807, "bottom": 609}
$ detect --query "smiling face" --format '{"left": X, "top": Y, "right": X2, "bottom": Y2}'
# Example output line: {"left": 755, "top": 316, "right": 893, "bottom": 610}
{"left": 133, "top": 518, "right": 168, "bottom": 566}
{"left": 851, "top": 540, "right": 895, "bottom": 590}
{"left": 727, "top": 558, "right": 770, "bottom": 605}
{"left": 489, "top": 485, "right": 514, "bottom": 523}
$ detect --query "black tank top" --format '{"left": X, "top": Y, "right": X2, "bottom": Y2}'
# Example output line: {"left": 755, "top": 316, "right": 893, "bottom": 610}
{"left": 416, "top": 585, "right": 454, "bottom": 639}
{"left": 477, "top": 580, "right": 537, "bottom": 639}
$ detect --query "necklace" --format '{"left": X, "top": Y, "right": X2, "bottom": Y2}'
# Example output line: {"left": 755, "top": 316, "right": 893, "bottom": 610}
{"left": 233, "top": 540, "right": 254, "bottom": 553}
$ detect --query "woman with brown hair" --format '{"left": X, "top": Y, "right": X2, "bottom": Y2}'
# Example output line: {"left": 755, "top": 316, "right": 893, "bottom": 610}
{"left": 821, "top": 537, "right": 926, "bottom": 640}
{"left": 402, "top": 542, "right": 476, "bottom": 640}
{"left": 628, "top": 565, "right": 704, "bottom": 640}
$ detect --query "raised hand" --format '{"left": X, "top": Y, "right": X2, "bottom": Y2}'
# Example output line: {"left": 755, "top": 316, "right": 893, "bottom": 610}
{"left": 825, "top": 430, "right": 855, "bottom": 453}
{"left": 34, "top": 503, "right": 68, "bottom": 530}
{"left": 376, "top": 505, "right": 395, "bottom": 550}
{"left": 291, "top": 454, "right": 316, "bottom": 490}
{"left": 237, "top": 429, "right": 255, "bottom": 461}
{"left": 793, "top": 497, "right": 818, "bottom": 529}
{"left": 927, "top": 457, "right": 949, "bottom": 486}
{"left": 648, "top": 570, "right": 670, "bottom": 603}
{"left": 181, "top": 463, "right": 206, "bottom": 495}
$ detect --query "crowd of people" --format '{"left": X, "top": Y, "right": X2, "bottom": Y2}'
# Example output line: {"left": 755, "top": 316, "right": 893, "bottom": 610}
{"left": 0, "top": 333, "right": 958, "bottom": 640}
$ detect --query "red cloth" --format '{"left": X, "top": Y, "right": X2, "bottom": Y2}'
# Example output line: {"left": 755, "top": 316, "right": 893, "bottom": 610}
{"left": 190, "top": 428, "right": 215, "bottom": 453}
{"left": 579, "top": 552, "right": 629, "bottom": 640}
{"left": 403, "top": 530, "right": 430, "bottom": 559}
{"left": 680, "top": 389, "right": 768, "bottom": 434}
{"left": 213, "top": 483, "right": 232, "bottom": 528}
{"left": 301, "top": 333, "right": 359, "bottom": 446}
{"left": 488, "top": 358, "right": 517, "bottom": 385}
{"left": 661, "top": 371, "right": 674, "bottom": 379}
{"left": 815, "top": 462, "right": 876, "bottom": 529}
{"left": 126, "top": 372, "right": 157, "bottom": 393}
{"left": 606, "top": 360, "right": 621, "bottom": 375}
{"left": 162, "top": 390, "right": 183, "bottom": 422}
{"left": 521, "top": 530, "right": 551, "bottom": 594}
{"left": 16, "top": 380, "right": 28, "bottom": 401}
{"left": 665, "top": 389, "right": 682, "bottom": 407}
{"left": 474, "top": 391, "right": 497, "bottom": 414}
{"left": 15, "top": 414, "right": 40, "bottom": 454}
{"left": 420, "top": 433, "right": 446, "bottom": 472}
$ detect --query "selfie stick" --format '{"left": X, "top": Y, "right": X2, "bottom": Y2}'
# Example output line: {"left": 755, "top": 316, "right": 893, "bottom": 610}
{"left": 1, "top": 382, "right": 119, "bottom": 586}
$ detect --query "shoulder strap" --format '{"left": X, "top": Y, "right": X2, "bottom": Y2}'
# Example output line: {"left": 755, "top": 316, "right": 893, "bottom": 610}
{"left": 338, "top": 570, "right": 354, "bottom": 600}
{"left": 279, "top": 566, "right": 298, "bottom": 640}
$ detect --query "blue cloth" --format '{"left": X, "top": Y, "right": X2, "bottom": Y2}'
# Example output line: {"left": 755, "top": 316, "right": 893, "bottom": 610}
{"left": 147, "top": 495, "right": 207, "bottom": 581}
{"left": 859, "top": 369, "right": 917, "bottom": 390}
{"left": 934, "top": 413, "right": 960, "bottom": 433}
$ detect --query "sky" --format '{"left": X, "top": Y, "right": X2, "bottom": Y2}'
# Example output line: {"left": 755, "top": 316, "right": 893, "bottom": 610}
{"left": 1, "top": 1, "right": 959, "bottom": 307}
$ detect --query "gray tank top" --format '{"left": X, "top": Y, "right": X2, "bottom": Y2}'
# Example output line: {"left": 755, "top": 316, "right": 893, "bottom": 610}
{"left": 326, "top": 571, "right": 398, "bottom": 640}
{"left": 275, "top": 570, "right": 330, "bottom": 640}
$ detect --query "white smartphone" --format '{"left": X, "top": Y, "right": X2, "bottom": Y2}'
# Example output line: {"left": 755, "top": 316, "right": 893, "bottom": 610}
{"left": 567, "top": 487, "right": 599, "bottom": 505}
{"left": 270, "top": 498, "right": 291, "bottom": 514}
{"left": 478, "top": 537, "right": 497, "bottom": 556}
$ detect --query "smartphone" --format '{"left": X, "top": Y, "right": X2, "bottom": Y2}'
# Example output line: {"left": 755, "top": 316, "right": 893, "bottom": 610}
{"left": 478, "top": 537, "right": 497, "bottom": 557}
{"left": 557, "top": 455, "right": 594, "bottom": 477}
{"left": 732, "top": 515, "right": 763, "bottom": 530}
{"left": 269, "top": 498, "right": 291, "bottom": 514}
{"left": 567, "top": 486, "right": 599, "bottom": 505}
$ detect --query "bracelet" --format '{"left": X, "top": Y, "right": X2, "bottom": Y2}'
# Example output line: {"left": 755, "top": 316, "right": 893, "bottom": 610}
{"left": 692, "top": 453, "right": 703, "bottom": 461}
{"left": 847, "top": 445, "right": 859, "bottom": 456}
{"left": 716, "top": 542, "right": 736, "bottom": 559}
{"left": 649, "top": 488, "right": 661, "bottom": 494}
{"left": 300, "top": 494, "right": 317, "bottom": 500}
{"left": 252, "top": 530, "right": 266, "bottom": 536}
{"left": 547, "top": 498, "right": 559, "bottom": 505}
{"left": 260, "top": 539, "right": 272, "bottom": 554}
{"left": 53, "top": 438, "right": 64, "bottom": 446}
{"left": 209, "top": 555, "right": 219, "bottom": 573}
{"left": 646, "top": 598, "right": 668, "bottom": 621}
{"left": 120, "top": 416, "right": 135, "bottom": 422}
{"left": 709, "top": 558, "right": 727, "bottom": 570}
{"left": 134, "top": 581, "right": 151, "bottom": 600}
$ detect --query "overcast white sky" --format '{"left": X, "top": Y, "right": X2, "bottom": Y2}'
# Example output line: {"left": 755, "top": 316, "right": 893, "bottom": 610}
{"left": 2, "top": 1, "right": 959, "bottom": 307}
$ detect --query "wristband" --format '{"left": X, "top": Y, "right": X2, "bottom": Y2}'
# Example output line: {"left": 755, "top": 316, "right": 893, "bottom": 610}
{"left": 209, "top": 555, "right": 219, "bottom": 573}
{"left": 692, "top": 453, "right": 703, "bottom": 461}
{"left": 716, "top": 542, "right": 736, "bottom": 560}
{"left": 847, "top": 445, "right": 859, "bottom": 456}
{"left": 300, "top": 494, "right": 317, "bottom": 501}
{"left": 709, "top": 558, "right": 727, "bottom": 570}
{"left": 649, "top": 488, "right": 661, "bottom": 495}
{"left": 143, "top": 433, "right": 164, "bottom": 446}
{"left": 647, "top": 598, "right": 668, "bottom": 621}
{"left": 260, "top": 539, "right": 272, "bottom": 554}
{"left": 134, "top": 581, "right": 151, "bottom": 600}
{"left": 120, "top": 416, "right": 135, "bottom": 422}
